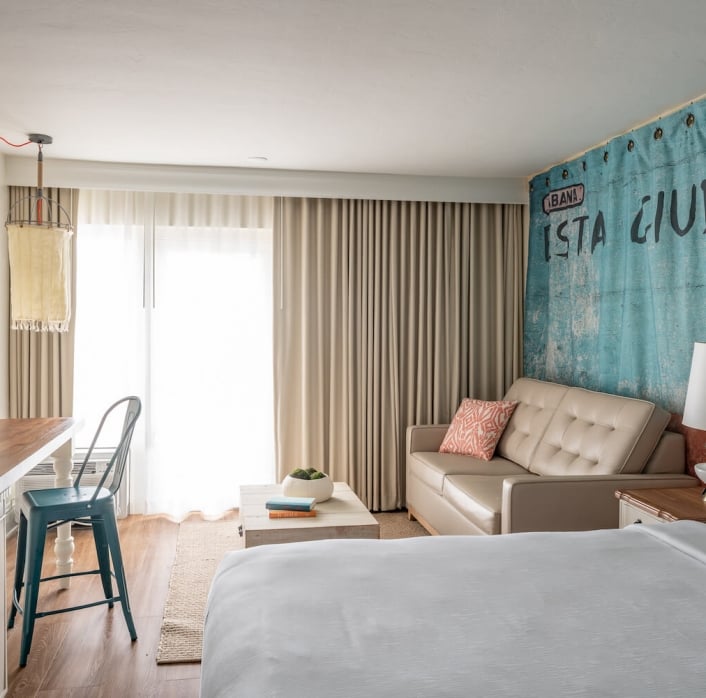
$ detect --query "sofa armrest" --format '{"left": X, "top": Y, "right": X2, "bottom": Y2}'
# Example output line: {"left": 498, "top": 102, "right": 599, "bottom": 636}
{"left": 501, "top": 473, "right": 697, "bottom": 534}
{"left": 406, "top": 424, "right": 449, "bottom": 454}
{"left": 642, "top": 430, "right": 686, "bottom": 473}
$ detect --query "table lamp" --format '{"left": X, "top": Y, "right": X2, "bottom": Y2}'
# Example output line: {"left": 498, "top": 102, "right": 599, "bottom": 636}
{"left": 682, "top": 341, "right": 706, "bottom": 497}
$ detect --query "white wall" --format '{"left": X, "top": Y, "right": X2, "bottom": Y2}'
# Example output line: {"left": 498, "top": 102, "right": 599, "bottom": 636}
{"left": 0, "top": 155, "right": 8, "bottom": 418}
{"left": 5, "top": 156, "right": 528, "bottom": 205}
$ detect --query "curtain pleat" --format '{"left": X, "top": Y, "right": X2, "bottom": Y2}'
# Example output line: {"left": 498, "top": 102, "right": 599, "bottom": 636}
{"left": 8, "top": 187, "right": 78, "bottom": 418}
{"left": 274, "top": 197, "right": 527, "bottom": 511}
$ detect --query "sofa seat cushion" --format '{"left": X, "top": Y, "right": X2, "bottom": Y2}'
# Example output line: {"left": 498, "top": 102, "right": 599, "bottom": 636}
{"left": 443, "top": 475, "right": 529, "bottom": 535}
{"left": 408, "top": 452, "right": 528, "bottom": 494}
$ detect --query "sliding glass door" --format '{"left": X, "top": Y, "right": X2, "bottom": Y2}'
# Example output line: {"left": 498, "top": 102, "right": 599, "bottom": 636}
{"left": 74, "top": 191, "right": 275, "bottom": 517}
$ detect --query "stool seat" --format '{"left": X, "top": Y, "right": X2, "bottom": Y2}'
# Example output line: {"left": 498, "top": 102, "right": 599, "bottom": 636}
{"left": 22, "top": 485, "right": 113, "bottom": 511}
{"left": 8, "top": 396, "right": 141, "bottom": 667}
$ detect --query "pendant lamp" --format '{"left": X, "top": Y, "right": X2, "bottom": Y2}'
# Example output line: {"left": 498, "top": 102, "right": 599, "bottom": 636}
{"left": 5, "top": 134, "right": 73, "bottom": 332}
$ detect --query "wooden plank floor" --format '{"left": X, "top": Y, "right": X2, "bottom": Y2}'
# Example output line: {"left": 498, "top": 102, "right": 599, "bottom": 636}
{"left": 5, "top": 514, "right": 205, "bottom": 697}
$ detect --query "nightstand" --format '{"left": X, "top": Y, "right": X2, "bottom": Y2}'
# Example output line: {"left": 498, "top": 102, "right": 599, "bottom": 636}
{"left": 615, "top": 487, "right": 706, "bottom": 528}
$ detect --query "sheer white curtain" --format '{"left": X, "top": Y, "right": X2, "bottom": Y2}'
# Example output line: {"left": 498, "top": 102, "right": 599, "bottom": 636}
{"left": 75, "top": 191, "right": 275, "bottom": 518}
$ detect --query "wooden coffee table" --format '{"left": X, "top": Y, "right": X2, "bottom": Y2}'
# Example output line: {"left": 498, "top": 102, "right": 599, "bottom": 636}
{"left": 239, "top": 481, "right": 379, "bottom": 548}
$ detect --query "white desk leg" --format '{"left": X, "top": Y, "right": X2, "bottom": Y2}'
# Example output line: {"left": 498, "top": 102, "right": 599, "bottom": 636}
{"left": 52, "top": 442, "right": 74, "bottom": 589}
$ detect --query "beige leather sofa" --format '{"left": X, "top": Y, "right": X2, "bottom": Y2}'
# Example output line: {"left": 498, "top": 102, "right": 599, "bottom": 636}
{"left": 406, "top": 377, "right": 695, "bottom": 535}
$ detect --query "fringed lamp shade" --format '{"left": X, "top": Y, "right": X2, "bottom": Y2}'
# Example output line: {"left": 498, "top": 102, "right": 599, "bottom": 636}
{"left": 7, "top": 223, "right": 73, "bottom": 332}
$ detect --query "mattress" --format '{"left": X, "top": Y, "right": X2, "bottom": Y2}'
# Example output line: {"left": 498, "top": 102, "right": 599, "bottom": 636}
{"left": 202, "top": 521, "right": 706, "bottom": 697}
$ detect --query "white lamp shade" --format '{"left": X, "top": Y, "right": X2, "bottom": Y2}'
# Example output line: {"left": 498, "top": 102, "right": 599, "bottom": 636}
{"left": 7, "top": 223, "right": 73, "bottom": 332}
{"left": 683, "top": 342, "right": 706, "bottom": 429}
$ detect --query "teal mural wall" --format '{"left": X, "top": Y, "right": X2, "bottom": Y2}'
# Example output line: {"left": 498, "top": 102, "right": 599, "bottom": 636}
{"left": 526, "top": 98, "right": 706, "bottom": 413}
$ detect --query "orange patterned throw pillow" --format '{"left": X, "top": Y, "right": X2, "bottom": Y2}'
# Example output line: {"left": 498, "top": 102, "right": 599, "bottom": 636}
{"left": 439, "top": 398, "right": 518, "bottom": 460}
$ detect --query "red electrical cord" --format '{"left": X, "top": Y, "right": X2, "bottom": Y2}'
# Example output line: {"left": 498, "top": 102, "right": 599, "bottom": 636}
{"left": 0, "top": 136, "right": 32, "bottom": 148}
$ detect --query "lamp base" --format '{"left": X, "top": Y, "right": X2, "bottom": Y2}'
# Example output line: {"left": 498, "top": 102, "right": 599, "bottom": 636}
{"left": 694, "top": 463, "right": 706, "bottom": 500}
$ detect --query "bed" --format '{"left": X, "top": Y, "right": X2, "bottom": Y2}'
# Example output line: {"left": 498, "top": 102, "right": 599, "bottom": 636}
{"left": 202, "top": 521, "right": 706, "bottom": 697}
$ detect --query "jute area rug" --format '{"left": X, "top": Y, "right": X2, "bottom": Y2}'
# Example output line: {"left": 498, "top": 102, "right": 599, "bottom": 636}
{"left": 156, "top": 511, "right": 428, "bottom": 664}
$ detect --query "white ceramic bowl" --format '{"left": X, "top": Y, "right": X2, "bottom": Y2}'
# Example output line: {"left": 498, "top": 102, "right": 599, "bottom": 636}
{"left": 694, "top": 462, "right": 706, "bottom": 486}
{"left": 282, "top": 474, "right": 334, "bottom": 502}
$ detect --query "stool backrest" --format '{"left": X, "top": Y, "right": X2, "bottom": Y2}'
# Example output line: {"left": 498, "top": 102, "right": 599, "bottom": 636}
{"left": 74, "top": 396, "right": 142, "bottom": 499}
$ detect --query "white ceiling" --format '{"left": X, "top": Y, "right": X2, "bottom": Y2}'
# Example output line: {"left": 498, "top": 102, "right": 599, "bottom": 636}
{"left": 2, "top": 0, "right": 706, "bottom": 179}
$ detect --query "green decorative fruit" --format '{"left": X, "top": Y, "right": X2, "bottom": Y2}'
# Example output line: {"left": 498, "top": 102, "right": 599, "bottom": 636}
{"left": 288, "top": 467, "right": 329, "bottom": 480}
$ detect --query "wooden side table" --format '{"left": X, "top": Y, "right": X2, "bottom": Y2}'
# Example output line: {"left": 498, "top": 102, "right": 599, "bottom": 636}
{"left": 615, "top": 487, "right": 706, "bottom": 528}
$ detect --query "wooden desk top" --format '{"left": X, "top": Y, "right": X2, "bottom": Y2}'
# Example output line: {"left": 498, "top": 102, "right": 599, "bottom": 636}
{"left": 0, "top": 417, "right": 80, "bottom": 491}
{"left": 615, "top": 486, "right": 706, "bottom": 523}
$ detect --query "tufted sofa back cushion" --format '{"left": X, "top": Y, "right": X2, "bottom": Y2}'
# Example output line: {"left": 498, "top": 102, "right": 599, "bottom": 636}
{"left": 528, "top": 387, "right": 670, "bottom": 476}
{"left": 496, "top": 378, "right": 569, "bottom": 469}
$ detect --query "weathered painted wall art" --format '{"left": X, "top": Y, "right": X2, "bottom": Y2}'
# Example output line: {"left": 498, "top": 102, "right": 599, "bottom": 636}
{"left": 526, "top": 98, "right": 706, "bottom": 414}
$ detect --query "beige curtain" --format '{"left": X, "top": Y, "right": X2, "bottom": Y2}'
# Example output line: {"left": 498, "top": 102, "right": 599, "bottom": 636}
{"left": 8, "top": 187, "right": 78, "bottom": 418}
{"left": 274, "top": 198, "right": 527, "bottom": 510}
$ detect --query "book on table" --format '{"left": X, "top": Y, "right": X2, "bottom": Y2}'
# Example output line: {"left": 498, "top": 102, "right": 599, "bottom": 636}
{"left": 265, "top": 495, "right": 317, "bottom": 512}
{"left": 268, "top": 509, "right": 318, "bottom": 519}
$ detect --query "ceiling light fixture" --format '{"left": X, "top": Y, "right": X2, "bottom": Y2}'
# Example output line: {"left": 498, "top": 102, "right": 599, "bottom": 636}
{"left": 4, "top": 133, "right": 74, "bottom": 332}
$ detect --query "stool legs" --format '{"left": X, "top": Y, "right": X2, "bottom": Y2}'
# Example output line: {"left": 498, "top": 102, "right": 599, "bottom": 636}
{"left": 91, "top": 517, "right": 115, "bottom": 607}
{"left": 103, "top": 513, "right": 137, "bottom": 640}
{"left": 10, "top": 506, "right": 137, "bottom": 667}
{"left": 20, "top": 513, "right": 49, "bottom": 667}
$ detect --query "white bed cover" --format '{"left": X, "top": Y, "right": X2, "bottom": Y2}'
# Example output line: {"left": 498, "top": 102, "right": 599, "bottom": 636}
{"left": 202, "top": 521, "right": 706, "bottom": 697}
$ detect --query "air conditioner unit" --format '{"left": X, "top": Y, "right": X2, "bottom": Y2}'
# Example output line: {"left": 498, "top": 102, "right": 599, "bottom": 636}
{"left": 13, "top": 448, "right": 130, "bottom": 524}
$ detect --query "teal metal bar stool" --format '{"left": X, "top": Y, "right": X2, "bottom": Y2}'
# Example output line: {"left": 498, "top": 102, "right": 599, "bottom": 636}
{"left": 8, "top": 396, "right": 142, "bottom": 667}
